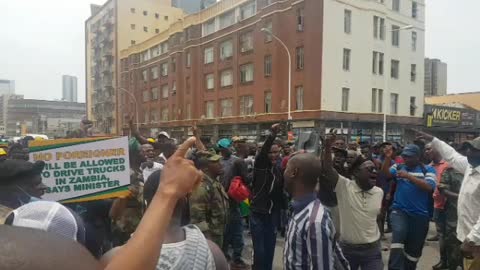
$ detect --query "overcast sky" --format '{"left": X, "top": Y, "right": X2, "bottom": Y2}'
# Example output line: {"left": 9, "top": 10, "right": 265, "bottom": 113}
{"left": 0, "top": 0, "right": 477, "bottom": 102}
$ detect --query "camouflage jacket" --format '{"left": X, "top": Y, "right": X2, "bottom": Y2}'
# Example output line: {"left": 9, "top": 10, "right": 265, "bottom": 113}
{"left": 189, "top": 174, "right": 229, "bottom": 247}
{"left": 112, "top": 169, "right": 144, "bottom": 235}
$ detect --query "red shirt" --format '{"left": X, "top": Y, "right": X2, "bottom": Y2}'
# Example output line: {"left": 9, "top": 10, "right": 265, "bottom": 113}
{"left": 431, "top": 160, "right": 449, "bottom": 210}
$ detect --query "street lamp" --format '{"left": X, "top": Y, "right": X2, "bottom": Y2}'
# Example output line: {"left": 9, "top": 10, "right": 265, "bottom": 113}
{"left": 383, "top": 24, "right": 413, "bottom": 142}
{"left": 261, "top": 28, "right": 293, "bottom": 121}
{"left": 118, "top": 87, "right": 139, "bottom": 130}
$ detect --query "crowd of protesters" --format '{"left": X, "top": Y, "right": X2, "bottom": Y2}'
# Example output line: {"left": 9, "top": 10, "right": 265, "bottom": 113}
{"left": 0, "top": 117, "right": 479, "bottom": 270}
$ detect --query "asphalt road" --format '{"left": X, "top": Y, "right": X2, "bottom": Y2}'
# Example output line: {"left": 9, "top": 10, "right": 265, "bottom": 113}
{"left": 240, "top": 222, "right": 439, "bottom": 270}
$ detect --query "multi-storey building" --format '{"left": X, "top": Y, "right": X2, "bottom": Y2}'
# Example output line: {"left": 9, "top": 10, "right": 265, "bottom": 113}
{"left": 424, "top": 58, "right": 447, "bottom": 97}
{"left": 119, "top": 0, "right": 425, "bottom": 142}
{"left": 0, "top": 79, "right": 15, "bottom": 96}
{"left": 0, "top": 95, "right": 85, "bottom": 138}
{"left": 85, "top": 0, "right": 184, "bottom": 134}
{"left": 62, "top": 75, "right": 78, "bottom": 102}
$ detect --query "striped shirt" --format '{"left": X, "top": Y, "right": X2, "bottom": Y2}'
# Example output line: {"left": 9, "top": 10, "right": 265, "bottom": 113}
{"left": 284, "top": 198, "right": 350, "bottom": 270}
{"left": 390, "top": 163, "right": 437, "bottom": 217}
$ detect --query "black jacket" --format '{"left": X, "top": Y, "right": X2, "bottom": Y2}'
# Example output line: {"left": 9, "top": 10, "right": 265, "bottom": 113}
{"left": 250, "top": 134, "right": 285, "bottom": 214}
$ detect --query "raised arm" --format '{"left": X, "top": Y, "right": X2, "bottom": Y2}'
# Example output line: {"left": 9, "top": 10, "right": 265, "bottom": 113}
{"left": 320, "top": 131, "right": 339, "bottom": 188}
{"left": 417, "top": 130, "right": 469, "bottom": 173}
{"left": 129, "top": 116, "right": 149, "bottom": 145}
{"left": 192, "top": 124, "right": 206, "bottom": 151}
{"left": 104, "top": 138, "right": 202, "bottom": 270}
{"left": 255, "top": 123, "right": 280, "bottom": 168}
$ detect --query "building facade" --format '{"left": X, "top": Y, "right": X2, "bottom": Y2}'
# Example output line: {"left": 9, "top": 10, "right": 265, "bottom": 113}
{"left": 62, "top": 75, "right": 78, "bottom": 102}
{"left": 119, "top": 0, "right": 425, "bottom": 143}
{"left": 85, "top": 0, "right": 185, "bottom": 134}
{"left": 0, "top": 80, "right": 15, "bottom": 96}
{"left": 0, "top": 95, "right": 85, "bottom": 138}
{"left": 172, "top": 0, "right": 218, "bottom": 13}
{"left": 424, "top": 58, "right": 447, "bottom": 96}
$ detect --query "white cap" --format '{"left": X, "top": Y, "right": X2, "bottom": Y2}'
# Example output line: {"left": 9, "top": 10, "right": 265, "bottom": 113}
{"left": 158, "top": 131, "right": 170, "bottom": 139}
{"left": 10, "top": 201, "right": 82, "bottom": 243}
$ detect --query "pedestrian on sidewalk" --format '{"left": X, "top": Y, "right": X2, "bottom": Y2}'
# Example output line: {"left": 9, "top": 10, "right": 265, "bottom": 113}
{"left": 283, "top": 153, "right": 349, "bottom": 270}
{"left": 381, "top": 144, "right": 436, "bottom": 270}
{"left": 321, "top": 132, "right": 383, "bottom": 270}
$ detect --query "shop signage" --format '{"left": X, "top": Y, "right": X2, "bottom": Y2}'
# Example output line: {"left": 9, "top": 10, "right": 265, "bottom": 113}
{"left": 425, "top": 105, "right": 478, "bottom": 128}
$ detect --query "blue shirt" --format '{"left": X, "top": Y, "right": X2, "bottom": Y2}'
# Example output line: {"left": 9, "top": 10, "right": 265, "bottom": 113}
{"left": 390, "top": 164, "right": 437, "bottom": 217}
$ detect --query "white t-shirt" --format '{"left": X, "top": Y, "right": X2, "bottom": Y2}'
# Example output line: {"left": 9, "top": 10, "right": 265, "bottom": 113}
{"left": 335, "top": 174, "right": 383, "bottom": 244}
{"left": 141, "top": 162, "right": 163, "bottom": 181}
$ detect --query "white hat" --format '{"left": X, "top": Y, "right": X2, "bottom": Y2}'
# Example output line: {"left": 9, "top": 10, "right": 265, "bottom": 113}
{"left": 158, "top": 131, "right": 170, "bottom": 139}
{"left": 9, "top": 201, "right": 85, "bottom": 243}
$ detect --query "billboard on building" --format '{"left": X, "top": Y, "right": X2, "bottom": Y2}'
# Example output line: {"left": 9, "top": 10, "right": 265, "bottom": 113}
{"left": 425, "top": 105, "right": 479, "bottom": 128}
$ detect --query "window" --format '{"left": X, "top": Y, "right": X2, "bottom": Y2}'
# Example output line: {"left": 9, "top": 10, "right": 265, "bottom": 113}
{"left": 392, "top": 25, "right": 400, "bottom": 46}
{"left": 143, "top": 90, "right": 150, "bottom": 102}
{"left": 240, "top": 1, "right": 256, "bottom": 20}
{"left": 171, "top": 81, "right": 176, "bottom": 95}
{"left": 186, "top": 103, "right": 191, "bottom": 120}
{"left": 390, "top": 93, "right": 398, "bottom": 114}
{"left": 130, "top": 8, "right": 135, "bottom": 13}
{"left": 219, "top": 10, "right": 235, "bottom": 29}
{"left": 264, "top": 20, "right": 273, "bottom": 42}
{"left": 164, "top": 16, "right": 168, "bottom": 21}
{"left": 131, "top": 40, "right": 136, "bottom": 45}
{"left": 205, "top": 101, "right": 215, "bottom": 118}
{"left": 265, "top": 91, "right": 272, "bottom": 113}
{"left": 220, "top": 69, "right": 233, "bottom": 87}
{"left": 161, "top": 107, "right": 169, "bottom": 121}
{"left": 155, "top": 13, "right": 159, "bottom": 19}
{"left": 344, "top": 9, "right": 352, "bottom": 34}
{"left": 144, "top": 111, "right": 149, "bottom": 123}
{"left": 392, "top": 0, "right": 400, "bottom": 11}
{"left": 371, "top": 88, "right": 377, "bottom": 112}
{"left": 144, "top": 26, "right": 148, "bottom": 32}
{"left": 185, "top": 51, "right": 191, "bottom": 67}
{"left": 141, "top": 70, "right": 148, "bottom": 81}
{"left": 264, "top": 55, "right": 272, "bottom": 77}
{"left": 297, "top": 7, "right": 305, "bottom": 31}
{"left": 220, "top": 40, "right": 233, "bottom": 60}
{"left": 410, "top": 96, "right": 417, "bottom": 116}
{"left": 240, "top": 63, "right": 254, "bottom": 83}
{"left": 151, "top": 110, "right": 158, "bottom": 122}
{"left": 411, "top": 31, "right": 417, "bottom": 51}
{"left": 378, "top": 52, "right": 384, "bottom": 75}
{"left": 186, "top": 77, "right": 191, "bottom": 92}
{"left": 220, "top": 99, "right": 233, "bottom": 117}
{"left": 160, "top": 42, "right": 169, "bottom": 54}
{"left": 240, "top": 32, "right": 254, "bottom": 53}
{"left": 240, "top": 96, "right": 254, "bottom": 115}
{"left": 151, "top": 87, "right": 159, "bottom": 100}
{"left": 151, "top": 66, "right": 159, "bottom": 80}
{"left": 161, "top": 62, "right": 168, "bottom": 76}
{"left": 171, "top": 57, "right": 176, "bottom": 73}
{"left": 373, "top": 16, "right": 385, "bottom": 40}
{"left": 296, "top": 47, "right": 305, "bottom": 70}
{"left": 130, "top": 24, "right": 136, "bottom": 30}
{"left": 203, "top": 19, "right": 215, "bottom": 36}
{"left": 151, "top": 45, "right": 160, "bottom": 57}
{"left": 378, "top": 89, "right": 383, "bottom": 112}
{"left": 205, "top": 73, "right": 214, "bottom": 90}
{"left": 372, "top": 51, "right": 384, "bottom": 75}
{"left": 171, "top": 105, "right": 177, "bottom": 120}
{"left": 296, "top": 86, "right": 304, "bottom": 110}
{"left": 204, "top": 47, "right": 214, "bottom": 64}
{"left": 161, "top": 84, "right": 169, "bottom": 99}
{"left": 343, "top": 48, "right": 351, "bottom": 71}
{"left": 412, "top": 2, "right": 418, "bottom": 18}
{"left": 341, "top": 88, "right": 349, "bottom": 111}
{"left": 391, "top": 60, "right": 400, "bottom": 79}
{"left": 155, "top": 29, "right": 160, "bottom": 34}
{"left": 410, "top": 64, "right": 417, "bottom": 82}
{"left": 143, "top": 10, "right": 148, "bottom": 16}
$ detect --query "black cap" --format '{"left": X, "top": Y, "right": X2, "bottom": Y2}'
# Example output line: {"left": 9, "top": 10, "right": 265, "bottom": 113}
{"left": 0, "top": 160, "right": 45, "bottom": 185}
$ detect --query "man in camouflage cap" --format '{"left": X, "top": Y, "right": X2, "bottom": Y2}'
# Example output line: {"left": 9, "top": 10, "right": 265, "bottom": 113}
{"left": 190, "top": 150, "right": 229, "bottom": 248}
